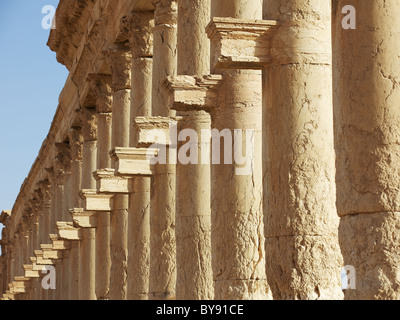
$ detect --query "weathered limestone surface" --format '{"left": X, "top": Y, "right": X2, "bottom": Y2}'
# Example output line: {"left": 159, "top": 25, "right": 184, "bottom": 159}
{"left": 333, "top": 0, "right": 400, "bottom": 299}
{"left": 208, "top": 0, "right": 270, "bottom": 300}
{"left": 263, "top": 0, "right": 343, "bottom": 300}
{"left": 173, "top": 0, "right": 214, "bottom": 301}
{"left": 1, "top": 0, "right": 400, "bottom": 301}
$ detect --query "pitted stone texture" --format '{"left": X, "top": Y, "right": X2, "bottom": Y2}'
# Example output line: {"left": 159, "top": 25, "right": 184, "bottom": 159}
{"left": 266, "top": 235, "right": 343, "bottom": 300}
{"left": 264, "top": 64, "right": 339, "bottom": 237}
{"left": 176, "top": 215, "right": 213, "bottom": 300}
{"left": 333, "top": 0, "right": 400, "bottom": 216}
{"left": 214, "top": 279, "right": 271, "bottom": 300}
{"left": 339, "top": 212, "right": 400, "bottom": 300}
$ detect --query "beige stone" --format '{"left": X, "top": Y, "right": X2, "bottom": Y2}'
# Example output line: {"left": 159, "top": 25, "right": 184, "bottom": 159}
{"left": 1, "top": 0, "right": 400, "bottom": 301}
{"left": 333, "top": 0, "right": 400, "bottom": 299}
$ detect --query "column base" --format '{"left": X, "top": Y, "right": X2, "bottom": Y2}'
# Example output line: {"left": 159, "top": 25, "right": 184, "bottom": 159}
{"left": 214, "top": 279, "right": 272, "bottom": 300}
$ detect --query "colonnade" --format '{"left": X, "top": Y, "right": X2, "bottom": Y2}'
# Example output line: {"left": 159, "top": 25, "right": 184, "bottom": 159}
{"left": 1, "top": 0, "right": 399, "bottom": 300}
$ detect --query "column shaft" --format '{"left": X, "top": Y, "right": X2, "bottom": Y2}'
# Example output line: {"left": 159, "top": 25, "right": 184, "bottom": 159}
{"left": 68, "top": 127, "right": 83, "bottom": 300}
{"left": 333, "top": 0, "right": 400, "bottom": 299}
{"left": 80, "top": 228, "right": 96, "bottom": 300}
{"left": 108, "top": 43, "right": 132, "bottom": 300}
{"left": 91, "top": 74, "right": 113, "bottom": 300}
{"left": 148, "top": 0, "right": 178, "bottom": 301}
{"left": 152, "top": 0, "right": 178, "bottom": 117}
{"left": 263, "top": 0, "right": 342, "bottom": 299}
{"left": 127, "top": 12, "right": 153, "bottom": 301}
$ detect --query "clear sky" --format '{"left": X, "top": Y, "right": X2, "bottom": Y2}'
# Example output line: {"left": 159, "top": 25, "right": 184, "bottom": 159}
{"left": 0, "top": 1, "right": 69, "bottom": 236}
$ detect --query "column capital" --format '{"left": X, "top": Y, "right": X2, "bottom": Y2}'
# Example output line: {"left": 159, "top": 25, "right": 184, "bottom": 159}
{"left": 54, "top": 141, "right": 72, "bottom": 174}
{"left": 68, "top": 127, "right": 84, "bottom": 161}
{"left": 105, "top": 42, "right": 132, "bottom": 91}
{"left": 70, "top": 208, "right": 98, "bottom": 228}
{"left": 28, "top": 187, "right": 43, "bottom": 218}
{"left": 81, "top": 107, "right": 98, "bottom": 142}
{"left": 50, "top": 234, "right": 71, "bottom": 250}
{"left": 129, "top": 11, "right": 155, "bottom": 58}
{"left": 87, "top": 74, "right": 113, "bottom": 113}
{"left": 37, "top": 180, "right": 52, "bottom": 211}
{"left": 152, "top": 0, "right": 178, "bottom": 25}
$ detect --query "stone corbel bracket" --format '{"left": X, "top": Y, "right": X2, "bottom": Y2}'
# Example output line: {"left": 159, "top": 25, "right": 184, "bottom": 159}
{"left": 80, "top": 189, "right": 114, "bottom": 212}
{"left": 94, "top": 168, "right": 133, "bottom": 193}
{"left": 12, "top": 277, "right": 30, "bottom": 294}
{"left": 34, "top": 250, "right": 55, "bottom": 266}
{"left": 50, "top": 234, "right": 71, "bottom": 251}
{"left": 23, "top": 264, "right": 40, "bottom": 279}
{"left": 162, "top": 75, "right": 223, "bottom": 111}
{"left": 132, "top": 116, "right": 177, "bottom": 148}
{"left": 70, "top": 208, "right": 98, "bottom": 228}
{"left": 56, "top": 222, "right": 83, "bottom": 241}
{"left": 40, "top": 244, "right": 63, "bottom": 260}
{"left": 206, "top": 17, "right": 279, "bottom": 70}
{"left": 30, "top": 257, "right": 46, "bottom": 273}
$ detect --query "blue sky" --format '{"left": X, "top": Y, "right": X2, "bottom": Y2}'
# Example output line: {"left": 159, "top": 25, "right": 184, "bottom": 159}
{"left": 0, "top": 1, "right": 69, "bottom": 234}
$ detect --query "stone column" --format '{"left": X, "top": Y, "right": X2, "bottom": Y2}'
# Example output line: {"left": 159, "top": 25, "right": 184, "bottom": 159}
{"left": 52, "top": 143, "right": 71, "bottom": 301}
{"left": 147, "top": 0, "right": 178, "bottom": 301}
{"left": 333, "top": 0, "right": 400, "bottom": 299}
{"left": 39, "top": 178, "right": 52, "bottom": 247}
{"left": 79, "top": 227, "right": 96, "bottom": 300}
{"left": 67, "top": 127, "right": 83, "bottom": 300}
{"left": 81, "top": 108, "right": 98, "bottom": 191}
{"left": 152, "top": 0, "right": 178, "bottom": 117}
{"left": 258, "top": 0, "right": 343, "bottom": 299}
{"left": 107, "top": 42, "right": 132, "bottom": 300}
{"left": 127, "top": 12, "right": 153, "bottom": 301}
{"left": 172, "top": 0, "right": 214, "bottom": 300}
{"left": 69, "top": 127, "right": 84, "bottom": 211}
{"left": 77, "top": 107, "right": 98, "bottom": 300}
{"left": 207, "top": 0, "right": 269, "bottom": 300}
{"left": 54, "top": 143, "right": 70, "bottom": 226}
{"left": 89, "top": 74, "right": 113, "bottom": 300}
